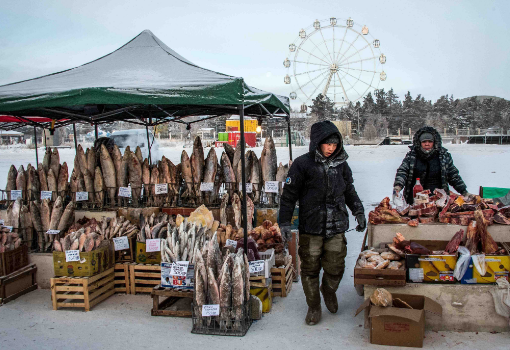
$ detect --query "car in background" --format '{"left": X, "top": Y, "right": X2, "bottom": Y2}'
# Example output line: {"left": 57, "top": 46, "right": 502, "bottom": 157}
{"left": 110, "top": 129, "right": 159, "bottom": 159}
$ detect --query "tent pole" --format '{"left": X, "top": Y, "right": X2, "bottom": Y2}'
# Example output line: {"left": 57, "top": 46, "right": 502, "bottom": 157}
{"left": 33, "top": 126, "right": 39, "bottom": 167}
{"left": 146, "top": 124, "right": 152, "bottom": 165}
{"left": 73, "top": 123, "right": 78, "bottom": 155}
{"left": 238, "top": 104, "right": 248, "bottom": 254}
{"left": 94, "top": 123, "right": 99, "bottom": 140}
{"left": 286, "top": 116, "right": 293, "bottom": 161}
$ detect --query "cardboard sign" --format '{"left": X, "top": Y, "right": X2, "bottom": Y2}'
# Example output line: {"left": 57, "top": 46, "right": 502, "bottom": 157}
{"left": 238, "top": 183, "right": 253, "bottom": 193}
{"left": 3, "top": 226, "right": 13, "bottom": 232}
{"left": 46, "top": 229, "right": 60, "bottom": 235}
{"left": 40, "top": 191, "right": 53, "bottom": 200}
{"left": 76, "top": 191, "right": 89, "bottom": 201}
{"left": 225, "top": 239, "right": 237, "bottom": 248}
{"left": 118, "top": 187, "right": 131, "bottom": 197}
{"left": 113, "top": 236, "right": 130, "bottom": 251}
{"left": 161, "top": 262, "right": 195, "bottom": 289}
{"left": 0, "top": 219, "right": 4, "bottom": 225}
{"left": 170, "top": 261, "right": 190, "bottom": 277}
{"left": 200, "top": 182, "right": 214, "bottom": 192}
{"left": 249, "top": 260, "right": 265, "bottom": 274}
{"left": 202, "top": 304, "right": 220, "bottom": 317}
{"left": 146, "top": 238, "right": 161, "bottom": 252}
{"left": 155, "top": 183, "right": 168, "bottom": 195}
{"left": 65, "top": 250, "right": 80, "bottom": 262}
{"left": 10, "top": 190, "right": 22, "bottom": 200}
{"left": 264, "top": 181, "right": 279, "bottom": 193}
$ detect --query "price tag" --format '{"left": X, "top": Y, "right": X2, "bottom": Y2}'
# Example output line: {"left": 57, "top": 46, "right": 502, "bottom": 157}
{"left": 46, "top": 229, "right": 60, "bottom": 235}
{"left": 10, "top": 190, "right": 22, "bottom": 200}
{"left": 0, "top": 219, "right": 4, "bottom": 225}
{"left": 3, "top": 226, "right": 13, "bottom": 232}
{"left": 41, "top": 191, "right": 52, "bottom": 200}
{"left": 118, "top": 187, "right": 131, "bottom": 197}
{"left": 408, "top": 268, "right": 424, "bottom": 283}
{"left": 202, "top": 304, "right": 220, "bottom": 317}
{"left": 76, "top": 192, "right": 88, "bottom": 201}
{"left": 200, "top": 182, "right": 214, "bottom": 192}
{"left": 170, "top": 261, "right": 190, "bottom": 277}
{"left": 264, "top": 181, "right": 279, "bottom": 193}
{"left": 113, "top": 236, "right": 130, "bottom": 251}
{"left": 146, "top": 238, "right": 161, "bottom": 252}
{"left": 238, "top": 183, "right": 253, "bottom": 193}
{"left": 249, "top": 260, "right": 265, "bottom": 274}
{"left": 225, "top": 239, "right": 237, "bottom": 248}
{"left": 155, "top": 183, "right": 168, "bottom": 195}
{"left": 65, "top": 250, "right": 80, "bottom": 262}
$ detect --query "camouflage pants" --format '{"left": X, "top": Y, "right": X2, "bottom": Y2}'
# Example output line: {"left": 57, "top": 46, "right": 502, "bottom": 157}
{"left": 298, "top": 233, "right": 347, "bottom": 308}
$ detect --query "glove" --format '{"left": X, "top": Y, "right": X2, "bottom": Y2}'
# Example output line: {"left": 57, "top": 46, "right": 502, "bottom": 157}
{"left": 281, "top": 225, "right": 292, "bottom": 243}
{"left": 462, "top": 191, "right": 475, "bottom": 202}
{"left": 393, "top": 186, "right": 402, "bottom": 195}
{"left": 355, "top": 214, "right": 366, "bottom": 232}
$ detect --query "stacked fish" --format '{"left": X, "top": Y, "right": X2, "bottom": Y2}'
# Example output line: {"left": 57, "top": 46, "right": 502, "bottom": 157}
{"left": 136, "top": 212, "right": 173, "bottom": 242}
{"left": 5, "top": 148, "right": 68, "bottom": 201}
{"left": 0, "top": 228, "right": 22, "bottom": 253}
{"left": 53, "top": 228, "right": 109, "bottom": 253}
{"left": 194, "top": 237, "right": 250, "bottom": 331}
{"left": 160, "top": 217, "right": 210, "bottom": 264}
{"left": 99, "top": 216, "right": 139, "bottom": 240}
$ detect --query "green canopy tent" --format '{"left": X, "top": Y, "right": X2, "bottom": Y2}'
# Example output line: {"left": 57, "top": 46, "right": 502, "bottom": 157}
{"left": 0, "top": 29, "right": 292, "bottom": 254}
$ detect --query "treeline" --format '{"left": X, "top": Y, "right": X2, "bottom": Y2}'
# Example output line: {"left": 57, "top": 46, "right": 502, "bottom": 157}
{"left": 307, "top": 89, "right": 510, "bottom": 137}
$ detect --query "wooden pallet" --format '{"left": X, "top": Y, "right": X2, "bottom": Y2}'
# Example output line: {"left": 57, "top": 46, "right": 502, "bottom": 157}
{"left": 114, "top": 263, "right": 130, "bottom": 294}
{"left": 0, "top": 263, "right": 37, "bottom": 304}
{"left": 129, "top": 263, "right": 161, "bottom": 294}
{"left": 151, "top": 285, "right": 193, "bottom": 317}
{"left": 271, "top": 256, "right": 293, "bottom": 297}
{"left": 50, "top": 267, "right": 115, "bottom": 311}
{"left": 249, "top": 275, "right": 271, "bottom": 288}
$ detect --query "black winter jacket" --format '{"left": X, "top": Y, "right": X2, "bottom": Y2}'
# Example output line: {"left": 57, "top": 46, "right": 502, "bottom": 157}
{"left": 279, "top": 121, "right": 364, "bottom": 237}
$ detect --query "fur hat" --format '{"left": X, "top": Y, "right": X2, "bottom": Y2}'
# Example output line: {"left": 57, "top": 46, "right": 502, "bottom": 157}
{"left": 320, "top": 134, "right": 340, "bottom": 145}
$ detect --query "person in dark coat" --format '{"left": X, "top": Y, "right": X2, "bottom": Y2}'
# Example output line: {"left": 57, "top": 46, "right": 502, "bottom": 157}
{"left": 279, "top": 120, "right": 366, "bottom": 325}
{"left": 393, "top": 126, "right": 472, "bottom": 203}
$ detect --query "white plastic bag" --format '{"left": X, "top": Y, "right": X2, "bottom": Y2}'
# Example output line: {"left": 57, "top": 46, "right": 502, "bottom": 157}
{"left": 392, "top": 191, "right": 409, "bottom": 214}
{"left": 490, "top": 278, "right": 510, "bottom": 319}
{"left": 453, "top": 246, "right": 471, "bottom": 281}
{"left": 472, "top": 254, "right": 486, "bottom": 276}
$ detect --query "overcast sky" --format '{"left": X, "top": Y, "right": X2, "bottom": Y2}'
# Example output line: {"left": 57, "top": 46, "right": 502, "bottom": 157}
{"left": 1, "top": 0, "right": 508, "bottom": 110}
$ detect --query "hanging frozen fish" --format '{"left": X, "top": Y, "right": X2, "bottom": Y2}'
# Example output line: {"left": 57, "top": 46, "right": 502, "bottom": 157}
{"left": 6, "top": 165, "right": 17, "bottom": 201}
{"left": 261, "top": 135, "right": 277, "bottom": 205}
{"left": 219, "top": 259, "right": 232, "bottom": 329}
{"left": 128, "top": 151, "right": 143, "bottom": 206}
{"left": 38, "top": 164, "right": 48, "bottom": 192}
{"left": 181, "top": 150, "right": 195, "bottom": 202}
{"left": 27, "top": 166, "right": 40, "bottom": 201}
{"left": 77, "top": 145, "right": 88, "bottom": 177}
{"left": 41, "top": 199, "right": 51, "bottom": 250}
{"left": 58, "top": 162, "right": 69, "bottom": 198}
{"left": 42, "top": 148, "right": 51, "bottom": 173}
{"left": 16, "top": 165, "right": 27, "bottom": 200}
{"left": 87, "top": 146, "right": 96, "bottom": 179}
{"left": 58, "top": 202, "right": 75, "bottom": 232}
{"left": 191, "top": 136, "right": 205, "bottom": 201}
{"left": 49, "top": 196, "right": 64, "bottom": 231}
{"left": 94, "top": 167, "right": 104, "bottom": 206}
{"left": 232, "top": 140, "right": 242, "bottom": 183}
{"left": 232, "top": 193, "right": 242, "bottom": 229}
{"left": 250, "top": 151, "right": 262, "bottom": 203}
{"left": 47, "top": 169, "right": 57, "bottom": 201}
{"left": 166, "top": 158, "right": 178, "bottom": 206}
{"left": 20, "top": 204, "right": 32, "bottom": 246}
{"left": 203, "top": 147, "right": 218, "bottom": 205}
{"left": 232, "top": 255, "right": 244, "bottom": 330}
{"left": 276, "top": 162, "right": 287, "bottom": 197}
{"left": 142, "top": 159, "right": 151, "bottom": 204}
{"left": 100, "top": 144, "right": 117, "bottom": 205}
{"left": 135, "top": 146, "right": 143, "bottom": 165}
{"left": 50, "top": 148, "right": 61, "bottom": 184}
{"left": 223, "top": 142, "right": 235, "bottom": 166}
{"left": 29, "top": 201, "right": 44, "bottom": 251}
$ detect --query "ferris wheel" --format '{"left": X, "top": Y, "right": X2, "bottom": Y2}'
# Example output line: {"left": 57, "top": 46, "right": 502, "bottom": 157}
{"left": 284, "top": 17, "right": 386, "bottom": 111}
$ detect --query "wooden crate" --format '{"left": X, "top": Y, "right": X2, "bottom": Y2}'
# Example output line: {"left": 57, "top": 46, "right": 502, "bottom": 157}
{"left": 114, "top": 236, "right": 136, "bottom": 263}
{"left": 50, "top": 267, "right": 115, "bottom": 311}
{"left": 151, "top": 285, "right": 193, "bottom": 317}
{"left": 249, "top": 275, "right": 271, "bottom": 288}
{"left": 354, "top": 262, "right": 407, "bottom": 287}
{"left": 0, "top": 263, "right": 37, "bottom": 304}
{"left": 114, "top": 263, "right": 130, "bottom": 294}
{"left": 0, "top": 244, "right": 29, "bottom": 277}
{"left": 129, "top": 263, "right": 161, "bottom": 294}
{"left": 271, "top": 256, "right": 293, "bottom": 297}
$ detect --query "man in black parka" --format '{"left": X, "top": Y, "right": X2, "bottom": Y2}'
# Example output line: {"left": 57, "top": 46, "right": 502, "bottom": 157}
{"left": 279, "top": 121, "right": 366, "bottom": 325}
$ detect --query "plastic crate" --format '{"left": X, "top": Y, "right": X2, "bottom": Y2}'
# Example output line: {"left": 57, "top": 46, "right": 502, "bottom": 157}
{"left": 251, "top": 248, "right": 275, "bottom": 279}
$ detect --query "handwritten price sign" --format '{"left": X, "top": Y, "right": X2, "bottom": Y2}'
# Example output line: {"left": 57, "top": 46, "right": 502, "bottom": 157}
{"left": 146, "top": 238, "right": 161, "bottom": 252}
{"left": 170, "top": 261, "right": 190, "bottom": 277}
{"left": 249, "top": 260, "right": 265, "bottom": 274}
{"left": 10, "top": 190, "right": 22, "bottom": 200}
{"left": 155, "top": 183, "right": 168, "bottom": 195}
{"left": 238, "top": 183, "right": 253, "bottom": 193}
{"left": 113, "top": 236, "right": 129, "bottom": 251}
{"left": 118, "top": 187, "right": 131, "bottom": 197}
{"left": 76, "top": 192, "right": 89, "bottom": 201}
{"left": 65, "top": 250, "right": 80, "bottom": 262}
{"left": 46, "top": 230, "right": 60, "bottom": 235}
{"left": 200, "top": 182, "right": 214, "bottom": 192}
{"left": 225, "top": 239, "right": 237, "bottom": 248}
{"left": 202, "top": 305, "right": 220, "bottom": 317}
{"left": 41, "top": 191, "right": 52, "bottom": 200}
{"left": 264, "top": 181, "right": 279, "bottom": 193}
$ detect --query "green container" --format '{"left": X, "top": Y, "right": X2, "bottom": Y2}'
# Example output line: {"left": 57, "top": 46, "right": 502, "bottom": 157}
{"left": 218, "top": 132, "right": 228, "bottom": 142}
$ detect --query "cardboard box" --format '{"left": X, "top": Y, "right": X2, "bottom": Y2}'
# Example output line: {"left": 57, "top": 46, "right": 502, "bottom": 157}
{"left": 53, "top": 244, "right": 115, "bottom": 277}
{"left": 406, "top": 241, "right": 457, "bottom": 283}
{"left": 355, "top": 293, "right": 442, "bottom": 348}
{"left": 135, "top": 241, "right": 161, "bottom": 264}
{"left": 461, "top": 256, "right": 510, "bottom": 284}
{"left": 160, "top": 262, "right": 194, "bottom": 289}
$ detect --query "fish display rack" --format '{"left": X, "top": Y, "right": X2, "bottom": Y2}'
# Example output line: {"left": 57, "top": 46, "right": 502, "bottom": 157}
{"left": 191, "top": 302, "right": 252, "bottom": 337}
{"left": 179, "top": 181, "right": 231, "bottom": 208}
{"left": 114, "top": 263, "right": 131, "bottom": 294}
{"left": 151, "top": 285, "right": 193, "bottom": 317}
{"left": 144, "top": 182, "right": 179, "bottom": 208}
{"left": 0, "top": 263, "right": 37, "bottom": 305}
{"left": 270, "top": 255, "right": 293, "bottom": 297}
{"left": 50, "top": 266, "right": 115, "bottom": 311}
{"left": 129, "top": 263, "right": 161, "bottom": 294}
{"left": 0, "top": 243, "right": 29, "bottom": 277}
{"left": 70, "top": 190, "right": 106, "bottom": 210}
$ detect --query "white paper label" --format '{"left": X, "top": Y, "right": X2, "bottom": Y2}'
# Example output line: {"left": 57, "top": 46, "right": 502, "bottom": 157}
{"left": 225, "top": 239, "right": 237, "bottom": 248}
{"left": 146, "top": 238, "right": 161, "bottom": 252}
{"left": 264, "top": 181, "right": 279, "bottom": 193}
{"left": 249, "top": 260, "right": 265, "bottom": 274}
{"left": 118, "top": 187, "right": 131, "bottom": 197}
{"left": 161, "top": 262, "right": 195, "bottom": 289}
{"left": 409, "top": 268, "right": 424, "bottom": 282}
{"left": 113, "top": 236, "right": 130, "bottom": 251}
{"left": 76, "top": 191, "right": 88, "bottom": 201}
{"left": 10, "top": 190, "right": 22, "bottom": 200}
{"left": 170, "top": 261, "right": 190, "bottom": 277}
{"left": 40, "top": 191, "right": 53, "bottom": 200}
{"left": 46, "top": 229, "right": 60, "bottom": 235}
{"left": 0, "top": 219, "right": 4, "bottom": 225}
{"left": 239, "top": 182, "right": 253, "bottom": 193}
{"left": 202, "top": 304, "right": 220, "bottom": 317}
{"left": 65, "top": 250, "right": 80, "bottom": 262}
{"left": 3, "top": 226, "right": 13, "bottom": 232}
{"left": 200, "top": 182, "right": 214, "bottom": 192}
{"left": 155, "top": 183, "right": 168, "bottom": 195}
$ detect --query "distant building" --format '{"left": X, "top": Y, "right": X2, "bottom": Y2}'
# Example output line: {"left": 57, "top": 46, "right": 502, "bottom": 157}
{"left": 0, "top": 130, "right": 24, "bottom": 144}
{"left": 331, "top": 120, "right": 352, "bottom": 139}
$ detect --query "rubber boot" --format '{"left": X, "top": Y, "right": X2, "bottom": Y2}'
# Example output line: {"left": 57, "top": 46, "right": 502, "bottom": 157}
{"left": 301, "top": 275, "right": 322, "bottom": 325}
{"left": 320, "top": 284, "right": 338, "bottom": 313}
